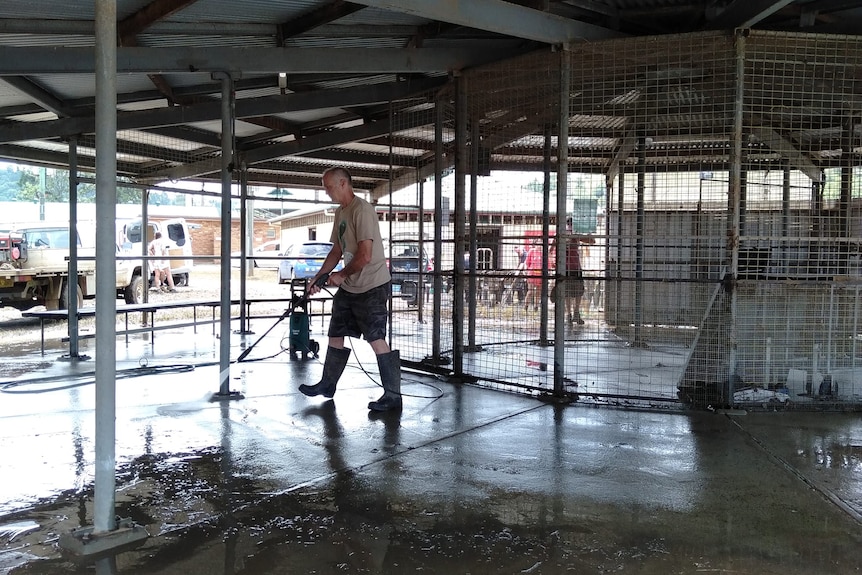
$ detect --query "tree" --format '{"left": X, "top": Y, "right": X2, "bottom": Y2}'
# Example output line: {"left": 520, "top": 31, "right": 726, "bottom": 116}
{"left": 0, "top": 167, "right": 21, "bottom": 200}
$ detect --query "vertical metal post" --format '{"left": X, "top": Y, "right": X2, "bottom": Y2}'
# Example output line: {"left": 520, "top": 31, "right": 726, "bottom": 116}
{"left": 387, "top": 101, "right": 395, "bottom": 345}
{"left": 634, "top": 138, "right": 645, "bottom": 348}
{"left": 417, "top": 178, "right": 426, "bottom": 322}
{"left": 467, "top": 112, "right": 479, "bottom": 351}
{"left": 93, "top": 0, "right": 117, "bottom": 534}
{"left": 453, "top": 74, "right": 467, "bottom": 375}
{"left": 39, "top": 167, "right": 46, "bottom": 221}
{"left": 838, "top": 118, "right": 853, "bottom": 275}
{"left": 615, "top": 171, "right": 624, "bottom": 326}
{"left": 431, "top": 99, "right": 444, "bottom": 362}
{"left": 741, "top": 165, "right": 748, "bottom": 235}
{"left": 554, "top": 49, "right": 570, "bottom": 393}
{"left": 141, "top": 190, "right": 149, "bottom": 308}
{"left": 541, "top": 124, "right": 552, "bottom": 346}
{"left": 727, "top": 30, "right": 747, "bottom": 407}
{"left": 213, "top": 72, "right": 243, "bottom": 400}
{"left": 237, "top": 164, "right": 252, "bottom": 335}
{"left": 66, "top": 136, "right": 80, "bottom": 358}
{"left": 782, "top": 161, "right": 790, "bottom": 271}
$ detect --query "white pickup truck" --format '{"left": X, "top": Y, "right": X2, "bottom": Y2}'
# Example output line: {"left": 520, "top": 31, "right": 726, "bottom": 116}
{"left": 0, "top": 217, "right": 194, "bottom": 309}
{"left": 0, "top": 223, "right": 95, "bottom": 310}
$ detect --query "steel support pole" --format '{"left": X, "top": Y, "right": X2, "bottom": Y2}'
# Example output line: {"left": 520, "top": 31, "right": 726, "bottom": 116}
{"left": 236, "top": 164, "right": 252, "bottom": 335}
{"left": 541, "top": 124, "right": 552, "bottom": 346}
{"left": 467, "top": 112, "right": 479, "bottom": 351}
{"left": 431, "top": 99, "right": 444, "bottom": 363}
{"left": 417, "top": 178, "right": 426, "bottom": 323}
{"left": 553, "top": 49, "right": 570, "bottom": 394}
{"left": 141, "top": 190, "right": 149, "bottom": 309}
{"left": 453, "top": 74, "right": 467, "bottom": 375}
{"left": 634, "top": 138, "right": 645, "bottom": 348}
{"left": 387, "top": 102, "right": 395, "bottom": 345}
{"left": 727, "top": 30, "right": 746, "bottom": 407}
{"left": 213, "top": 71, "right": 243, "bottom": 400}
{"left": 615, "top": 171, "right": 624, "bottom": 327}
{"left": 93, "top": 0, "right": 118, "bottom": 534}
{"left": 66, "top": 136, "right": 81, "bottom": 359}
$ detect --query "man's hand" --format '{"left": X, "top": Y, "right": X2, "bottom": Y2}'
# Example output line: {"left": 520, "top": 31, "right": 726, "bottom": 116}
{"left": 327, "top": 270, "right": 346, "bottom": 287}
{"left": 308, "top": 272, "right": 335, "bottom": 296}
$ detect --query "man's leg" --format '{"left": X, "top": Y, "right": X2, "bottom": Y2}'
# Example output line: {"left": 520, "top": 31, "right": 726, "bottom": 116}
{"left": 299, "top": 337, "right": 351, "bottom": 398}
{"left": 368, "top": 338, "right": 401, "bottom": 412}
{"left": 163, "top": 267, "right": 175, "bottom": 290}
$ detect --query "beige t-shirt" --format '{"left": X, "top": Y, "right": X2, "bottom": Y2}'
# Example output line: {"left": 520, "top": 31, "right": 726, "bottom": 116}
{"left": 330, "top": 195, "right": 390, "bottom": 293}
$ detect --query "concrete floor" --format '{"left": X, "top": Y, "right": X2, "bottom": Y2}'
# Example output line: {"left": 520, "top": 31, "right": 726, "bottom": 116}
{"left": 1, "top": 324, "right": 861, "bottom": 574}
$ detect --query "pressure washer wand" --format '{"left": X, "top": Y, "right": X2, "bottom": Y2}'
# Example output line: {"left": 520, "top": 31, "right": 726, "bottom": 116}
{"left": 315, "top": 273, "right": 330, "bottom": 287}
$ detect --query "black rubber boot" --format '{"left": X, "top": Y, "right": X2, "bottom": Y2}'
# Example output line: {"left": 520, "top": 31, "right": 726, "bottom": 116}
{"left": 368, "top": 350, "right": 402, "bottom": 412}
{"left": 299, "top": 346, "right": 350, "bottom": 398}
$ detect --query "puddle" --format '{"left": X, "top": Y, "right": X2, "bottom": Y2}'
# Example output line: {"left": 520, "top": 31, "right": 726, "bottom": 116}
{"left": 0, "top": 521, "right": 39, "bottom": 542}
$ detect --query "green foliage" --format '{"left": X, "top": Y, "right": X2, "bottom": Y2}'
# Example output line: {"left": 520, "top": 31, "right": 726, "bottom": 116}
{"left": 0, "top": 167, "right": 22, "bottom": 201}
{"left": 0, "top": 165, "right": 145, "bottom": 204}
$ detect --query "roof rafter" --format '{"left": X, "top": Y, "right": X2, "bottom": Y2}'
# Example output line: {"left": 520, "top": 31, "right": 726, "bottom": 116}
{"left": 348, "top": 0, "right": 622, "bottom": 43}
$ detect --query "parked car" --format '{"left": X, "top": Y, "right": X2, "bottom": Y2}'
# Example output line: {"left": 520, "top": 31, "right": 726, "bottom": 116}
{"left": 231, "top": 240, "right": 283, "bottom": 269}
{"left": 277, "top": 241, "right": 342, "bottom": 284}
{"left": 385, "top": 239, "right": 432, "bottom": 306}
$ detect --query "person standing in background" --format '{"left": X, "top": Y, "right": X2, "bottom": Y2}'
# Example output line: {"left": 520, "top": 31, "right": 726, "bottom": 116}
{"left": 558, "top": 218, "right": 595, "bottom": 325}
{"left": 513, "top": 245, "right": 527, "bottom": 303}
{"left": 148, "top": 231, "right": 166, "bottom": 292}
{"left": 157, "top": 233, "right": 176, "bottom": 293}
{"left": 524, "top": 238, "right": 543, "bottom": 311}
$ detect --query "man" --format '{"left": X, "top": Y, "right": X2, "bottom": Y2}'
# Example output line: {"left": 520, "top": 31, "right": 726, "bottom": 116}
{"left": 156, "top": 232, "right": 176, "bottom": 293}
{"left": 148, "top": 231, "right": 176, "bottom": 293}
{"left": 301, "top": 167, "right": 401, "bottom": 412}
{"left": 147, "top": 231, "right": 166, "bottom": 292}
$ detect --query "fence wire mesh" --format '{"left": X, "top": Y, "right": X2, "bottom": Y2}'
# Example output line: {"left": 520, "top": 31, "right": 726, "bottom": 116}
{"left": 382, "top": 31, "right": 862, "bottom": 412}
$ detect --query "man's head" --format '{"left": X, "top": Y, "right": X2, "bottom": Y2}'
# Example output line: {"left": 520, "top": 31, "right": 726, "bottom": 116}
{"left": 322, "top": 167, "right": 355, "bottom": 206}
{"left": 154, "top": 231, "right": 162, "bottom": 240}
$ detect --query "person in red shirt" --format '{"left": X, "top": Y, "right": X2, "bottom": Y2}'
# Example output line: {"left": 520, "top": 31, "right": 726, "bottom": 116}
{"left": 524, "top": 238, "right": 544, "bottom": 311}
{"left": 556, "top": 219, "right": 595, "bottom": 324}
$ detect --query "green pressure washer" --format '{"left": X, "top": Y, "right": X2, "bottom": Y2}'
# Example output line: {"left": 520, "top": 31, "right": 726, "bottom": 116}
{"left": 288, "top": 276, "right": 326, "bottom": 361}
{"left": 236, "top": 274, "right": 327, "bottom": 363}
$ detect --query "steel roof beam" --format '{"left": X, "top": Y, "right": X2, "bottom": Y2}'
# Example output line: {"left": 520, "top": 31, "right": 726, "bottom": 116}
{"left": 705, "top": 0, "right": 796, "bottom": 30}
{"left": 146, "top": 108, "right": 434, "bottom": 181}
{"left": 0, "top": 76, "right": 74, "bottom": 118}
{"left": 347, "top": 0, "right": 622, "bottom": 43}
{"left": 0, "top": 46, "right": 508, "bottom": 75}
{"left": 277, "top": 1, "right": 365, "bottom": 41}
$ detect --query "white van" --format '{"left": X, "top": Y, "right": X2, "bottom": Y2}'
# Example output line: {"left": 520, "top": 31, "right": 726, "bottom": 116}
{"left": 116, "top": 217, "right": 194, "bottom": 303}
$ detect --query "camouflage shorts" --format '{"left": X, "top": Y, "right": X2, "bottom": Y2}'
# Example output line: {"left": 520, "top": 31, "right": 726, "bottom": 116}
{"left": 327, "top": 282, "right": 390, "bottom": 342}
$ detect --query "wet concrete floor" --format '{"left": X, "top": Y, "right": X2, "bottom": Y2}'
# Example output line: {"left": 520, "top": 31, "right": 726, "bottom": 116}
{"left": 1, "top": 326, "right": 861, "bottom": 574}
